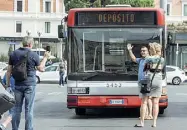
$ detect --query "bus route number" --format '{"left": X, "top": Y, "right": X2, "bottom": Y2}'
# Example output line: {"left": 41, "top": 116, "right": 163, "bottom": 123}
{"left": 106, "top": 83, "right": 122, "bottom": 88}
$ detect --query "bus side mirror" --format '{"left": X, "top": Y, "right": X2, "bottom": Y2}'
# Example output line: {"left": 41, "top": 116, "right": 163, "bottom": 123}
{"left": 58, "top": 25, "right": 66, "bottom": 38}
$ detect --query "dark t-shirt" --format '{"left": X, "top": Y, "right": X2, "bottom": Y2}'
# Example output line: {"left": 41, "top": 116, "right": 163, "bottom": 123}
{"left": 9, "top": 48, "right": 40, "bottom": 86}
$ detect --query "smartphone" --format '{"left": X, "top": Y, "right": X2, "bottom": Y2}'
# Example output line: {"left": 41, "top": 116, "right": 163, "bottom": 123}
{"left": 46, "top": 46, "right": 50, "bottom": 52}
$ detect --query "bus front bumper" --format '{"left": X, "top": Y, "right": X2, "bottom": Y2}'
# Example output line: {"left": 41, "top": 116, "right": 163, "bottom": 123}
{"left": 67, "top": 95, "right": 168, "bottom": 109}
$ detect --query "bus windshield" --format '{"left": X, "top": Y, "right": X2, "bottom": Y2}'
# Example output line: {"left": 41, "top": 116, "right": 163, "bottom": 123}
{"left": 70, "top": 28, "right": 163, "bottom": 74}
{"left": 33, "top": 51, "right": 45, "bottom": 56}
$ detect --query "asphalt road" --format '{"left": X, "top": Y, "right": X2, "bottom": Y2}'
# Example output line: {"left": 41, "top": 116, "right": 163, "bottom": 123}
{"left": 4, "top": 83, "right": 187, "bottom": 130}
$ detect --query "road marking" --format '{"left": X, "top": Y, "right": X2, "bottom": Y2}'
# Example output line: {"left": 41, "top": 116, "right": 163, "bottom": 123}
{"left": 176, "top": 93, "right": 187, "bottom": 96}
{"left": 48, "top": 92, "right": 62, "bottom": 95}
{"left": 36, "top": 92, "right": 43, "bottom": 95}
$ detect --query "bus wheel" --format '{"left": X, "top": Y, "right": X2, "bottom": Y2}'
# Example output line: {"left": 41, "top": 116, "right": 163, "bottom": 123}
{"left": 75, "top": 108, "right": 86, "bottom": 115}
{"left": 159, "top": 109, "right": 164, "bottom": 114}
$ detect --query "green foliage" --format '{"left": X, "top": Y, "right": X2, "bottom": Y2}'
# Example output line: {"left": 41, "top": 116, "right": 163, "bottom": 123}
{"left": 64, "top": 0, "right": 154, "bottom": 10}
{"left": 8, "top": 45, "right": 13, "bottom": 56}
{"left": 99, "top": 0, "right": 154, "bottom": 7}
{"left": 0, "top": 54, "right": 8, "bottom": 62}
{"left": 64, "top": 0, "right": 90, "bottom": 12}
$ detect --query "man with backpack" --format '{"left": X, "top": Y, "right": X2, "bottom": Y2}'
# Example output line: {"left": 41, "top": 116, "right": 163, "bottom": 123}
{"left": 6, "top": 36, "right": 50, "bottom": 130}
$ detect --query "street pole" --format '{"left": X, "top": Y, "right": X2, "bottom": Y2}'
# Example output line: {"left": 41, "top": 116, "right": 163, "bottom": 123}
{"left": 176, "top": 43, "right": 179, "bottom": 66}
{"left": 37, "top": 31, "right": 41, "bottom": 57}
{"left": 160, "top": 0, "right": 167, "bottom": 44}
{"left": 160, "top": 0, "right": 168, "bottom": 62}
{"left": 39, "top": 36, "right": 40, "bottom": 57}
{"left": 101, "top": 0, "right": 105, "bottom": 7}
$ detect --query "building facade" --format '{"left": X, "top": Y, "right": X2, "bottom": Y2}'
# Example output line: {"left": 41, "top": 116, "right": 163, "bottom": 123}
{"left": 154, "top": 0, "right": 187, "bottom": 23}
{"left": 155, "top": 0, "right": 187, "bottom": 69}
{"left": 0, "top": 0, "right": 66, "bottom": 60}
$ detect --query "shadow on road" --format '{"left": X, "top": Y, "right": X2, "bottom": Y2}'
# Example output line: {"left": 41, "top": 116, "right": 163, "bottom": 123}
{"left": 33, "top": 100, "right": 187, "bottom": 120}
{"left": 34, "top": 101, "right": 141, "bottom": 119}
{"left": 71, "top": 108, "right": 140, "bottom": 119}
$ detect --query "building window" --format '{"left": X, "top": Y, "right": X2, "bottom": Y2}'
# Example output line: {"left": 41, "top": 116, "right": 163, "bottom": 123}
{"left": 167, "top": 4, "right": 171, "bottom": 16}
{"left": 45, "top": 22, "right": 51, "bottom": 33}
{"left": 183, "top": 4, "right": 187, "bottom": 16}
{"left": 16, "top": 21, "right": 22, "bottom": 33}
{"left": 45, "top": 1, "right": 51, "bottom": 13}
{"left": 17, "top": 0, "right": 23, "bottom": 12}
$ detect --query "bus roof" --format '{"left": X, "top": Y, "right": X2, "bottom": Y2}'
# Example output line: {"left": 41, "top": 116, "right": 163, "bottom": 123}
{"left": 105, "top": 4, "right": 131, "bottom": 7}
{"left": 69, "top": 7, "right": 163, "bottom": 11}
{"left": 67, "top": 8, "right": 165, "bottom": 27}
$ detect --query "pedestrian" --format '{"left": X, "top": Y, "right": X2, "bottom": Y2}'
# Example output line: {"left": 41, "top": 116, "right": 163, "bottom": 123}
{"left": 0, "top": 72, "right": 15, "bottom": 130}
{"left": 6, "top": 36, "right": 50, "bottom": 130}
{"left": 134, "top": 42, "right": 165, "bottom": 127}
{"left": 127, "top": 44, "right": 153, "bottom": 120}
{"left": 59, "top": 58, "right": 66, "bottom": 87}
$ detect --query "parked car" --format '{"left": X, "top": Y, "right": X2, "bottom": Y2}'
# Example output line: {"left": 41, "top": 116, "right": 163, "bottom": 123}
{"left": 166, "top": 65, "right": 186, "bottom": 85}
{"left": 0, "top": 63, "right": 8, "bottom": 79}
{"left": 184, "top": 63, "right": 187, "bottom": 75}
{"left": 36, "top": 63, "right": 67, "bottom": 83}
{"left": 31, "top": 48, "right": 56, "bottom": 60}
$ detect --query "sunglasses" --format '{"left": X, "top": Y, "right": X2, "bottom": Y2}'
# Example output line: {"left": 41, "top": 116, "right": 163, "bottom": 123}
{"left": 141, "top": 50, "right": 147, "bottom": 52}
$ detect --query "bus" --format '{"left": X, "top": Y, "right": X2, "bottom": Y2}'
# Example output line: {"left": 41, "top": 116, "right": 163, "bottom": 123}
{"left": 59, "top": 7, "right": 168, "bottom": 115}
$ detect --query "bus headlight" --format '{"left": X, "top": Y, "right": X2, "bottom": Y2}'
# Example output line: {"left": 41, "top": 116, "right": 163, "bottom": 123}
{"left": 68, "top": 87, "right": 89, "bottom": 94}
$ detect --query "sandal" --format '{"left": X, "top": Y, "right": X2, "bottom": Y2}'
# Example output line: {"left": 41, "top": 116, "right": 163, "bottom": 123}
{"left": 145, "top": 115, "right": 153, "bottom": 120}
{"left": 134, "top": 124, "right": 144, "bottom": 127}
{"left": 151, "top": 125, "right": 156, "bottom": 127}
{"left": 139, "top": 115, "right": 153, "bottom": 120}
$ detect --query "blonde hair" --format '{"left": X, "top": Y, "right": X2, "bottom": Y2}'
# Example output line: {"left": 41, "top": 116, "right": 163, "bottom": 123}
{"left": 149, "top": 42, "right": 162, "bottom": 56}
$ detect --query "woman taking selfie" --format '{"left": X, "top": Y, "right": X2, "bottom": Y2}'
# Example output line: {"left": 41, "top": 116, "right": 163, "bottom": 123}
{"left": 134, "top": 42, "right": 165, "bottom": 128}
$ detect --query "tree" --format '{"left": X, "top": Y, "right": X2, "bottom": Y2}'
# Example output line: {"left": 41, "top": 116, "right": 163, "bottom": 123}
{"left": 94, "top": 0, "right": 154, "bottom": 7}
{"left": 8, "top": 45, "right": 13, "bottom": 56}
{"left": 64, "top": 0, "right": 154, "bottom": 10}
{"left": 64, "top": 0, "right": 90, "bottom": 12}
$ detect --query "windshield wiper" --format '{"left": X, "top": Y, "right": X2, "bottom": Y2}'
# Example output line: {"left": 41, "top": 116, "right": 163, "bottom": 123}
{"left": 81, "top": 71, "right": 112, "bottom": 81}
{"left": 114, "top": 70, "right": 137, "bottom": 75}
{"left": 114, "top": 70, "right": 128, "bottom": 74}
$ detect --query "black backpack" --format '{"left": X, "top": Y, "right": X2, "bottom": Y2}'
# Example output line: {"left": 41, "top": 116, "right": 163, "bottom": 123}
{"left": 12, "top": 50, "right": 30, "bottom": 82}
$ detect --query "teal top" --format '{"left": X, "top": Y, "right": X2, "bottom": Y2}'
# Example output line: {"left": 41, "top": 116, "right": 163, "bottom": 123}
{"left": 145, "top": 56, "right": 165, "bottom": 70}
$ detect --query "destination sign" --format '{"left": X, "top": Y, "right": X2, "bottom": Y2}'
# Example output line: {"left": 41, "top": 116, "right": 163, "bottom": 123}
{"left": 75, "top": 11, "right": 157, "bottom": 26}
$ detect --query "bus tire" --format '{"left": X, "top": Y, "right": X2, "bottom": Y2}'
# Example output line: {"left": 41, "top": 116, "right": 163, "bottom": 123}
{"left": 75, "top": 108, "right": 86, "bottom": 115}
{"left": 159, "top": 109, "right": 164, "bottom": 114}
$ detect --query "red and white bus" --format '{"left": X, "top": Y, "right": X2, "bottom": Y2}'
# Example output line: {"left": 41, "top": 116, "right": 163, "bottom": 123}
{"left": 59, "top": 7, "right": 168, "bottom": 115}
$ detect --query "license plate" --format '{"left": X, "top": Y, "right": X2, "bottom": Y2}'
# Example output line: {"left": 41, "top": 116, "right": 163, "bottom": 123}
{"left": 109, "top": 99, "right": 124, "bottom": 104}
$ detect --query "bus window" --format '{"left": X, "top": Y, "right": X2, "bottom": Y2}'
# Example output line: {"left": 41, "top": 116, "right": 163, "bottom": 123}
{"left": 72, "top": 28, "right": 162, "bottom": 73}
{"left": 33, "top": 51, "right": 45, "bottom": 56}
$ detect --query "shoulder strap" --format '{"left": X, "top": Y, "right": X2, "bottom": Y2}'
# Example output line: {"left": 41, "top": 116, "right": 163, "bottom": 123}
{"left": 25, "top": 50, "right": 30, "bottom": 66}
{"left": 16, "top": 50, "right": 30, "bottom": 65}
{"left": 150, "top": 57, "right": 162, "bottom": 84}
{"left": 26, "top": 50, "right": 30, "bottom": 59}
